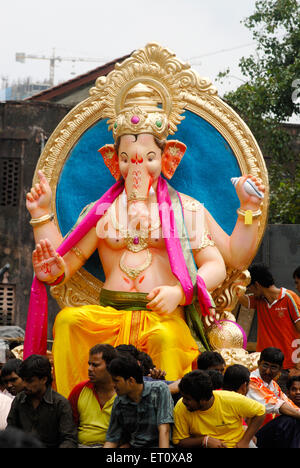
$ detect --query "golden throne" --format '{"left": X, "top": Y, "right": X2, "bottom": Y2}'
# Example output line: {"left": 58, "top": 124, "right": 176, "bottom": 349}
{"left": 31, "top": 43, "right": 268, "bottom": 364}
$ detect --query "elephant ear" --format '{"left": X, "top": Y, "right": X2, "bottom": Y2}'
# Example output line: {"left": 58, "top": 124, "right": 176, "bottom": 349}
{"left": 98, "top": 144, "right": 121, "bottom": 180}
{"left": 161, "top": 140, "right": 187, "bottom": 179}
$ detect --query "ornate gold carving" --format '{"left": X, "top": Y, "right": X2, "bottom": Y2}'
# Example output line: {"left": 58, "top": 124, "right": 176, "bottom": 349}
{"left": 193, "top": 230, "right": 215, "bottom": 253}
{"left": 31, "top": 42, "right": 268, "bottom": 310}
{"left": 220, "top": 348, "right": 260, "bottom": 371}
{"left": 212, "top": 269, "right": 250, "bottom": 312}
{"left": 50, "top": 269, "right": 101, "bottom": 308}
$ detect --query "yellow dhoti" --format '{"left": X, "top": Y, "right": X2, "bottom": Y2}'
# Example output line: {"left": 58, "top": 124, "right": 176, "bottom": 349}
{"left": 52, "top": 289, "right": 199, "bottom": 397}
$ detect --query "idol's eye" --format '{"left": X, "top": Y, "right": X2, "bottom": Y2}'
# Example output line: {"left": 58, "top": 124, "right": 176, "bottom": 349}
{"left": 120, "top": 152, "right": 128, "bottom": 163}
{"left": 147, "top": 151, "right": 156, "bottom": 161}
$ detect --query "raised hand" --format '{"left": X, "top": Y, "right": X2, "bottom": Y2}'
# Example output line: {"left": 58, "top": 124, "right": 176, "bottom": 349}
{"left": 234, "top": 174, "right": 265, "bottom": 210}
{"left": 32, "top": 239, "right": 65, "bottom": 283}
{"left": 26, "top": 170, "right": 52, "bottom": 217}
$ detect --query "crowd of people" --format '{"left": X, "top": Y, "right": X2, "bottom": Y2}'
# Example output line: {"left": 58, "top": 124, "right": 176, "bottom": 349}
{"left": 0, "top": 263, "right": 299, "bottom": 449}
{"left": 0, "top": 344, "right": 300, "bottom": 448}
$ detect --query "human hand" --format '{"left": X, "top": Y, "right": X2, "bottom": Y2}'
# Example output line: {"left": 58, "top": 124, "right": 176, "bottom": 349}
{"left": 32, "top": 239, "right": 65, "bottom": 283}
{"left": 146, "top": 284, "right": 185, "bottom": 314}
{"left": 234, "top": 174, "right": 265, "bottom": 211}
{"left": 26, "top": 170, "right": 52, "bottom": 217}
{"left": 206, "top": 437, "right": 228, "bottom": 448}
{"left": 234, "top": 439, "right": 251, "bottom": 448}
{"left": 148, "top": 367, "right": 166, "bottom": 380}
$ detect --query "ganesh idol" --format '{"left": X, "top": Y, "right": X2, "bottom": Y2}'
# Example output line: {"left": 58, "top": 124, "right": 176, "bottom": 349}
{"left": 24, "top": 43, "right": 266, "bottom": 397}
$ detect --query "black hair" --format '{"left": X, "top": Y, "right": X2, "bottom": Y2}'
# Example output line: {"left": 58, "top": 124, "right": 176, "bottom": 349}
{"left": 1, "top": 358, "right": 23, "bottom": 378}
{"left": 248, "top": 264, "right": 275, "bottom": 287}
{"left": 286, "top": 375, "right": 300, "bottom": 391}
{"left": 293, "top": 266, "right": 300, "bottom": 279}
{"left": 259, "top": 347, "right": 284, "bottom": 367}
{"left": 223, "top": 364, "right": 250, "bottom": 392}
{"left": 206, "top": 369, "right": 224, "bottom": 390}
{"left": 18, "top": 355, "right": 53, "bottom": 386}
{"left": 114, "top": 135, "right": 166, "bottom": 155}
{"left": 137, "top": 351, "right": 155, "bottom": 376}
{"left": 108, "top": 356, "right": 144, "bottom": 384}
{"left": 179, "top": 370, "right": 213, "bottom": 401}
{"left": 197, "top": 351, "right": 225, "bottom": 370}
{"left": 89, "top": 343, "right": 118, "bottom": 366}
{"left": 115, "top": 344, "right": 140, "bottom": 360}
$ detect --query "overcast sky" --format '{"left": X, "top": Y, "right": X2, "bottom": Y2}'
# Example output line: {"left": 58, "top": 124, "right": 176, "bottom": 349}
{"left": 0, "top": 0, "right": 260, "bottom": 97}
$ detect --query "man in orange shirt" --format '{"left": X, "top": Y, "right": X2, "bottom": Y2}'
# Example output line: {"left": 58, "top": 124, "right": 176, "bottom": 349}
{"left": 238, "top": 264, "right": 300, "bottom": 386}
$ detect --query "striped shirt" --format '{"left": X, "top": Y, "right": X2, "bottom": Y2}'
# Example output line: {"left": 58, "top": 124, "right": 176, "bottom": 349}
{"left": 248, "top": 288, "right": 300, "bottom": 369}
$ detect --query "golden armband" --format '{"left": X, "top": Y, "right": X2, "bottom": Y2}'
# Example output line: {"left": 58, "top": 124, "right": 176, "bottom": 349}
{"left": 70, "top": 246, "right": 87, "bottom": 264}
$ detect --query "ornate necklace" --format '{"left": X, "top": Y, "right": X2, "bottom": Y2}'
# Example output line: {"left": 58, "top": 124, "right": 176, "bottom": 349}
{"left": 110, "top": 198, "right": 161, "bottom": 253}
{"left": 119, "top": 249, "right": 153, "bottom": 279}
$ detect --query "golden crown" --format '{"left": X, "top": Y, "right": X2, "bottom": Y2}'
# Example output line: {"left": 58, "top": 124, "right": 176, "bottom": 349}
{"left": 89, "top": 43, "right": 192, "bottom": 140}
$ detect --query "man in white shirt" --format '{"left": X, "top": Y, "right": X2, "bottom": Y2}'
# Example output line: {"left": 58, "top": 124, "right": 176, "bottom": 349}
{"left": 0, "top": 392, "right": 12, "bottom": 430}
{"left": 247, "top": 347, "right": 300, "bottom": 448}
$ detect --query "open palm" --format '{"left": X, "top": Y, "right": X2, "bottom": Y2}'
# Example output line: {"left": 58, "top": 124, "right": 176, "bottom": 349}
{"left": 32, "top": 239, "right": 65, "bottom": 283}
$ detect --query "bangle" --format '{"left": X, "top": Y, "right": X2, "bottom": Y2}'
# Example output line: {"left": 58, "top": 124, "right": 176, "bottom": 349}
{"left": 70, "top": 246, "right": 87, "bottom": 263}
{"left": 202, "top": 435, "right": 209, "bottom": 448}
{"left": 30, "top": 213, "right": 54, "bottom": 227}
{"left": 45, "top": 272, "right": 65, "bottom": 286}
{"left": 237, "top": 208, "right": 262, "bottom": 225}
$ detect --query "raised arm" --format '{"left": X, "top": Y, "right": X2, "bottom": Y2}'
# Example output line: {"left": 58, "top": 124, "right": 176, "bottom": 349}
{"left": 181, "top": 194, "right": 227, "bottom": 292}
{"left": 205, "top": 174, "right": 265, "bottom": 270}
{"left": 27, "top": 171, "right": 98, "bottom": 285}
{"left": 26, "top": 170, "right": 63, "bottom": 249}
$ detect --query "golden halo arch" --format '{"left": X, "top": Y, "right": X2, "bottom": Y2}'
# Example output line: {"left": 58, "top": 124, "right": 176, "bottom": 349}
{"left": 32, "top": 43, "right": 269, "bottom": 311}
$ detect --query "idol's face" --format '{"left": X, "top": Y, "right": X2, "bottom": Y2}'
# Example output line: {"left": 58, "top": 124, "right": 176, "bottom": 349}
{"left": 118, "top": 134, "right": 162, "bottom": 198}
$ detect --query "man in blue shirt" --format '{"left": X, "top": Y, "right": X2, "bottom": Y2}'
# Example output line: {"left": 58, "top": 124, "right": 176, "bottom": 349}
{"left": 104, "top": 356, "right": 174, "bottom": 448}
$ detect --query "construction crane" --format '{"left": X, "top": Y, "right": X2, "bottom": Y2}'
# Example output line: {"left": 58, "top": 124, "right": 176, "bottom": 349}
{"left": 15, "top": 49, "right": 109, "bottom": 86}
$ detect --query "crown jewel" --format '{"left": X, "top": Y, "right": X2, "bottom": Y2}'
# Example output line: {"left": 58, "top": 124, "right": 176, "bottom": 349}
{"left": 90, "top": 43, "right": 191, "bottom": 140}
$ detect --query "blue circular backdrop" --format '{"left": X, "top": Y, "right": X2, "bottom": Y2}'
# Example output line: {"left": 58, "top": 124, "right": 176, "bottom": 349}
{"left": 56, "top": 110, "right": 241, "bottom": 281}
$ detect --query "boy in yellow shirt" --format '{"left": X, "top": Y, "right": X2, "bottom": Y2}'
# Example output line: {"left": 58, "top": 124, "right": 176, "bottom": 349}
{"left": 173, "top": 370, "right": 265, "bottom": 448}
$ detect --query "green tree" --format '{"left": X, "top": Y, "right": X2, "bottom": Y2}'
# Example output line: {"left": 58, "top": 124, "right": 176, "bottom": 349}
{"left": 218, "top": 0, "right": 300, "bottom": 223}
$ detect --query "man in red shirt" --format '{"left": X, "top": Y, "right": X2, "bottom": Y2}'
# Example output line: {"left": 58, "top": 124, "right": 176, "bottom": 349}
{"left": 239, "top": 264, "right": 300, "bottom": 384}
